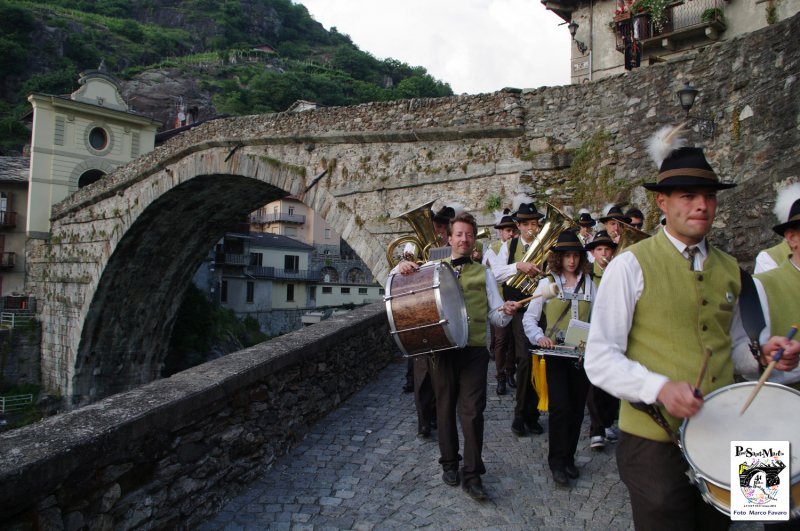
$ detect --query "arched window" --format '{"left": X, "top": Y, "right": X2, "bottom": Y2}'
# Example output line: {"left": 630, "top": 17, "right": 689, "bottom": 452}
{"left": 320, "top": 266, "right": 339, "bottom": 283}
{"left": 347, "top": 268, "right": 364, "bottom": 283}
{"left": 78, "top": 169, "right": 105, "bottom": 188}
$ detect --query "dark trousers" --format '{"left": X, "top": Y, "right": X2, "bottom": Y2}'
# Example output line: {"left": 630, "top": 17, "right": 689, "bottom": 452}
{"left": 431, "top": 346, "right": 489, "bottom": 485}
{"left": 545, "top": 357, "right": 590, "bottom": 470}
{"left": 512, "top": 313, "right": 539, "bottom": 422}
{"left": 587, "top": 384, "right": 619, "bottom": 437}
{"left": 413, "top": 355, "right": 435, "bottom": 431}
{"left": 492, "top": 323, "right": 514, "bottom": 382}
{"left": 617, "top": 432, "right": 730, "bottom": 531}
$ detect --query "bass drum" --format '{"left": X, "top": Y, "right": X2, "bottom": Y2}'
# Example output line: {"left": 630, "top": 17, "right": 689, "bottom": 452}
{"left": 680, "top": 381, "right": 800, "bottom": 518}
{"left": 384, "top": 262, "right": 468, "bottom": 357}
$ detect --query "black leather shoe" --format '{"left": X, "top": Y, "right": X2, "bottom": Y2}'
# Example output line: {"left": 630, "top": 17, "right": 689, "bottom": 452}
{"left": 565, "top": 464, "right": 579, "bottom": 479}
{"left": 511, "top": 418, "right": 528, "bottom": 436}
{"left": 525, "top": 419, "right": 544, "bottom": 435}
{"left": 506, "top": 371, "right": 517, "bottom": 388}
{"left": 462, "top": 482, "right": 488, "bottom": 501}
{"left": 442, "top": 469, "right": 460, "bottom": 486}
{"left": 496, "top": 380, "right": 507, "bottom": 395}
{"left": 552, "top": 469, "right": 569, "bottom": 486}
{"left": 417, "top": 425, "right": 432, "bottom": 440}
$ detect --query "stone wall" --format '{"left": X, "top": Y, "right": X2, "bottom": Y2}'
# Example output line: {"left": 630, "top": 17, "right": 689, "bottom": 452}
{"left": 0, "top": 324, "right": 41, "bottom": 388}
{"left": 0, "top": 304, "right": 395, "bottom": 530}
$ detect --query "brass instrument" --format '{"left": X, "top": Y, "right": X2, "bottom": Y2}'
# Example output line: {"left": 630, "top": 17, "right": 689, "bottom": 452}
{"left": 613, "top": 220, "right": 650, "bottom": 256}
{"left": 386, "top": 200, "right": 442, "bottom": 267}
{"left": 504, "top": 203, "right": 578, "bottom": 295}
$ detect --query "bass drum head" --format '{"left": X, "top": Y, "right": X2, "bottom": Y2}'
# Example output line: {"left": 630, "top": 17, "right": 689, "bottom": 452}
{"left": 434, "top": 262, "right": 468, "bottom": 349}
{"left": 681, "top": 382, "right": 800, "bottom": 491}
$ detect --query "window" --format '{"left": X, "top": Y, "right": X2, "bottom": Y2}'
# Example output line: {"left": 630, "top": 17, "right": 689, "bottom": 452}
{"left": 249, "top": 252, "right": 263, "bottom": 266}
{"left": 379, "top": 288, "right": 385, "bottom": 295}
{"left": 359, "top": 288, "right": 368, "bottom": 294}
{"left": 325, "top": 228, "right": 331, "bottom": 239}
{"left": 322, "top": 286, "right": 332, "bottom": 294}
{"left": 221, "top": 280, "right": 228, "bottom": 302}
{"left": 286, "top": 227, "right": 297, "bottom": 237}
{"left": 88, "top": 127, "right": 108, "bottom": 150}
{"left": 341, "top": 287, "right": 350, "bottom": 294}
{"left": 309, "top": 286, "right": 316, "bottom": 300}
{"left": 288, "top": 206, "right": 295, "bottom": 216}
{"left": 286, "top": 283, "right": 295, "bottom": 302}
{"left": 284, "top": 255, "right": 299, "bottom": 272}
{"left": 246, "top": 281, "right": 254, "bottom": 303}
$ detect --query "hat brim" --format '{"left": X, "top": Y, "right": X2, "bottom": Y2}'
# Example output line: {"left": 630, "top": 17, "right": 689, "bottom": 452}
{"left": 599, "top": 215, "right": 632, "bottom": 224}
{"left": 513, "top": 213, "right": 544, "bottom": 221}
{"left": 773, "top": 220, "right": 800, "bottom": 236}
{"left": 432, "top": 215, "right": 451, "bottom": 224}
{"left": 494, "top": 222, "right": 516, "bottom": 229}
{"left": 585, "top": 240, "right": 617, "bottom": 250}
{"left": 642, "top": 176, "right": 737, "bottom": 191}
{"left": 552, "top": 244, "right": 586, "bottom": 253}
{"left": 578, "top": 221, "right": 597, "bottom": 227}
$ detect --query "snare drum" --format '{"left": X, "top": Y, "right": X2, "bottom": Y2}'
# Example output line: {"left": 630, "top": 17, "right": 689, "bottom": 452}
{"left": 384, "top": 262, "right": 468, "bottom": 357}
{"left": 680, "top": 382, "right": 800, "bottom": 518}
{"left": 530, "top": 346, "right": 584, "bottom": 361}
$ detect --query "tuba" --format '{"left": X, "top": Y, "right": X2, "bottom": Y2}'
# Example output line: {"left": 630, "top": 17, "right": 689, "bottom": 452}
{"left": 386, "top": 200, "right": 442, "bottom": 267}
{"left": 613, "top": 221, "right": 651, "bottom": 256}
{"left": 504, "top": 203, "right": 578, "bottom": 295}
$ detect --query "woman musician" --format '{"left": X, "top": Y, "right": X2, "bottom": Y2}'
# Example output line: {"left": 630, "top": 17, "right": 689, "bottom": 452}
{"left": 522, "top": 230, "right": 595, "bottom": 487}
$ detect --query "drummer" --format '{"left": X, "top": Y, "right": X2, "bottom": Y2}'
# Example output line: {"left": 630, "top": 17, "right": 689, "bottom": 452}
{"left": 522, "top": 230, "right": 594, "bottom": 487}
{"left": 396, "top": 211, "right": 521, "bottom": 501}
{"left": 584, "top": 127, "right": 800, "bottom": 530}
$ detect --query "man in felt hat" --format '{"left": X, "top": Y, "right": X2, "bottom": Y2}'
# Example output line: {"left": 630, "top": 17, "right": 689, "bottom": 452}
{"left": 494, "top": 199, "right": 546, "bottom": 436}
{"left": 753, "top": 184, "right": 798, "bottom": 274}
{"left": 584, "top": 126, "right": 800, "bottom": 530}
{"left": 576, "top": 211, "right": 596, "bottom": 246}
{"left": 483, "top": 209, "right": 518, "bottom": 395}
{"left": 396, "top": 211, "right": 522, "bottom": 501}
{"left": 584, "top": 230, "right": 620, "bottom": 451}
{"left": 599, "top": 205, "right": 631, "bottom": 244}
{"left": 752, "top": 183, "right": 800, "bottom": 389}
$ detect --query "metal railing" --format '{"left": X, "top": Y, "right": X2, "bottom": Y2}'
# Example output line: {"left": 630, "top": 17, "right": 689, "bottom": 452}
{"left": 0, "top": 311, "right": 35, "bottom": 328}
{"left": 215, "top": 253, "right": 250, "bottom": 266}
{"left": 614, "top": 0, "right": 725, "bottom": 50}
{"left": 250, "top": 212, "right": 306, "bottom": 224}
{"left": 0, "top": 394, "right": 33, "bottom": 413}
{"left": 246, "top": 266, "right": 322, "bottom": 281}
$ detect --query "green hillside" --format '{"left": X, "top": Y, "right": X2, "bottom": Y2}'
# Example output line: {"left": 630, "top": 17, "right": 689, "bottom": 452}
{"left": 0, "top": 0, "right": 453, "bottom": 153}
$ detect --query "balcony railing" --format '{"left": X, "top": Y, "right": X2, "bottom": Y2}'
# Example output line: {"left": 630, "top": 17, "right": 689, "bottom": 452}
{"left": 0, "top": 253, "right": 15, "bottom": 269}
{"left": 250, "top": 212, "right": 306, "bottom": 224}
{"left": 215, "top": 253, "right": 250, "bottom": 266}
{"left": 0, "top": 211, "right": 17, "bottom": 228}
{"left": 614, "top": 0, "right": 725, "bottom": 52}
{"left": 246, "top": 266, "right": 322, "bottom": 281}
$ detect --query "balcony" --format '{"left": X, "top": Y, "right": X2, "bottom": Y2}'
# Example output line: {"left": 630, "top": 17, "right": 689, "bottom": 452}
{"left": 246, "top": 266, "right": 322, "bottom": 281}
{"left": 214, "top": 253, "right": 249, "bottom": 266}
{"left": 0, "top": 253, "right": 15, "bottom": 269}
{"left": 614, "top": 0, "right": 726, "bottom": 53}
{"left": 250, "top": 212, "right": 306, "bottom": 224}
{"left": 0, "top": 211, "right": 17, "bottom": 228}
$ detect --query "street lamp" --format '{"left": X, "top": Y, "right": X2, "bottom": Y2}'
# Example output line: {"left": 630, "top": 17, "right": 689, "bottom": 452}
{"left": 567, "top": 21, "right": 588, "bottom": 55}
{"left": 675, "top": 82, "right": 715, "bottom": 138}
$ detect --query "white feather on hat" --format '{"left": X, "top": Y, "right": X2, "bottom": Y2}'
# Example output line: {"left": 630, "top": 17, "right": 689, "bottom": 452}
{"left": 579, "top": 208, "right": 591, "bottom": 215}
{"left": 647, "top": 123, "right": 687, "bottom": 169}
{"left": 602, "top": 203, "right": 617, "bottom": 217}
{"left": 449, "top": 202, "right": 465, "bottom": 217}
{"left": 774, "top": 182, "right": 800, "bottom": 222}
{"left": 512, "top": 194, "right": 534, "bottom": 212}
{"left": 493, "top": 208, "right": 511, "bottom": 224}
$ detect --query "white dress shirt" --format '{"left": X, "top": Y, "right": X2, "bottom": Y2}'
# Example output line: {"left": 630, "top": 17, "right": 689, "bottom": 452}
{"left": 584, "top": 227, "right": 760, "bottom": 404}
{"left": 492, "top": 236, "right": 536, "bottom": 282}
{"left": 522, "top": 274, "right": 587, "bottom": 344}
{"left": 482, "top": 240, "right": 507, "bottom": 270}
{"left": 753, "top": 250, "right": 778, "bottom": 274}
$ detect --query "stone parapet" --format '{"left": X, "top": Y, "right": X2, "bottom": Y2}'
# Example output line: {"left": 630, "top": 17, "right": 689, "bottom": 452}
{"left": 0, "top": 303, "right": 394, "bottom": 530}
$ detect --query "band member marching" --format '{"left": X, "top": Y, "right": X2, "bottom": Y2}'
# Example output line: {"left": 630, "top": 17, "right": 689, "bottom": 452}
{"left": 522, "top": 230, "right": 595, "bottom": 486}
{"left": 599, "top": 204, "right": 632, "bottom": 244}
{"left": 584, "top": 125, "right": 800, "bottom": 530}
{"left": 577, "top": 210, "right": 596, "bottom": 246}
{"left": 754, "top": 183, "right": 798, "bottom": 274}
{"left": 396, "top": 212, "right": 521, "bottom": 501}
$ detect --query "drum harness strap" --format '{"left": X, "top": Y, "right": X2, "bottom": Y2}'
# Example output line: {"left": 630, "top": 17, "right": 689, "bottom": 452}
{"left": 548, "top": 274, "right": 594, "bottom": 336}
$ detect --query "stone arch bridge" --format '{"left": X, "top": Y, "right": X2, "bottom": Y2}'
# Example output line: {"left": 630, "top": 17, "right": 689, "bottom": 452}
{"left": 27, "top": 14, "right": 800, "bottom": 406}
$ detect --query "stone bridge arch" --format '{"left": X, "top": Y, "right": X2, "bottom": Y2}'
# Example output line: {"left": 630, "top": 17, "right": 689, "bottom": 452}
{"left": 26, "top": 13, "right": 800, "bottom": 406}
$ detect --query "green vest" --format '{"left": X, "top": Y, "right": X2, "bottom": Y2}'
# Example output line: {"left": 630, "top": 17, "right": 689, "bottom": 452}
{"left": 766, "top": 240, "right": 791, "bottom": 266}
{"left": 755, "top": 259, "right": 800, "bottom": 390}
{"left": 490, "top": 240, "right": 504, "bottom": 255}
{"left": 444, "top": 258, "right": 488, "bottom": 347}
{"left": 622, "top": 231, "right": 741, "bottom": 441}
{"left": 592, "top": 261, "right": 604, "bottom": 288}
{"left": 543, "top": 274, "right": 591, "bottom": 340}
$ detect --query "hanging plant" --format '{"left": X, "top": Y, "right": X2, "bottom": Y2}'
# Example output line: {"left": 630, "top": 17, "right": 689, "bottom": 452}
{"left": 632, "top": 0, "right": 670, "bottom": 32}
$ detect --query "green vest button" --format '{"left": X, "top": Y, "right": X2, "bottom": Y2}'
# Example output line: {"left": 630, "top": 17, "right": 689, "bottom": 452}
{"left": 701, "top": 299, "right": 708, "bottom": 305}
{"left": 702, "top": 324, "right": 708, "bottom": 331}
{"left": 697, "top": 275, "right": 704, "bottom": 281}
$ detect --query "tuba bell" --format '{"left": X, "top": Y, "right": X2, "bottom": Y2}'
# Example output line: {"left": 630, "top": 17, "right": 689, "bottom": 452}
{"left": 504, "top": 203, "right": 578, "bottom": 295}
{"left": 386, "top": 200, "right": 442, "bottom": 267}
{"left": 613, "top": 220, "right": 651, "bottom": 256}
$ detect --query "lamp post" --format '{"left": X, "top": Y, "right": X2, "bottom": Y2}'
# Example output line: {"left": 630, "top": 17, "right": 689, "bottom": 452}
{"left": 675, "top": 82, "right": 715, "bottom": 138}
{"left": 567, "top": 21, "right": 588, "bottom": 55}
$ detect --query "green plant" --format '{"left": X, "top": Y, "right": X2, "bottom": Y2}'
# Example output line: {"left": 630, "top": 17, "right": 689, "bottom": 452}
{"left": 484, "top": 195, "right": 502, "bottom": 213}
{"left": 631, "top": 0, "right": 670, "bottom": 32}
{"left": 766, "top": 0, "right": 779, "bottom": 25}
{"left": 701, "top": 7, "right": 724, "bottom": 24}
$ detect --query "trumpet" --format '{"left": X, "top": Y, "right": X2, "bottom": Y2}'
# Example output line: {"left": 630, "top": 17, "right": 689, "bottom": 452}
{"left": 504, "top": 203, "right": 578, "bottom": 295}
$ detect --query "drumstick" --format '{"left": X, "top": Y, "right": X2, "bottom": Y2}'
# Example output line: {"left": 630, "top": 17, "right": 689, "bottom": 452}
{"left": 693, "top": 348, "right": 712, "bottom": 398}
{"left": 499, "top": 283, "right": 560, "bottom": 311}
{"left": 739, "top": 324, "right": 798, "bottom": 415}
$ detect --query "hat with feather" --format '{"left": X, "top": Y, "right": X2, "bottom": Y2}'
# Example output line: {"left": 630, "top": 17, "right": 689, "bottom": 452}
{"left": 493, "top": 208, "right": 516, "bottom": 229}
{"left": 643, "top": 124, "right": 735, "bottom": 191}
{"left": 772, "top": 182, "right": 800, "bottom": 236}
{"left": 599, "top": 203, "right": 631, "bottom": 224}
{"left": 577, "top": 208, "right": 596, "bottom": 227}
{"left": 511, "top": 194, "right": 544, "bottom": 221}
{"left": 433, "top": 203, "right": 464, "bottom": 224}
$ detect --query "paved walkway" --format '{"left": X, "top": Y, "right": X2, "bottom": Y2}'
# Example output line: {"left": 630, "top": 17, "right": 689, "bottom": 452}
{"left": 198, "top": 357, "right": 759, "bottom": 530}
